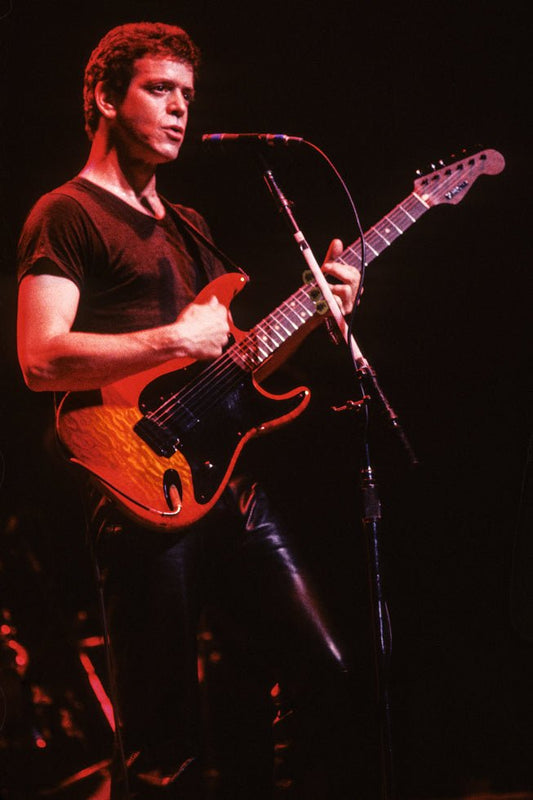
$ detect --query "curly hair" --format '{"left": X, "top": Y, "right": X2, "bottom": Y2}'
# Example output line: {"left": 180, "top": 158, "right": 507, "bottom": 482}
{"left": 83, "top": 21, "right": 201, "bottom": 139}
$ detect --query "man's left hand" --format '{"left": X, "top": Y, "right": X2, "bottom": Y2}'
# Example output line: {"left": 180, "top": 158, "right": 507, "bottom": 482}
{"left": 322, "top": 238, "right": 362, "bottom": 315}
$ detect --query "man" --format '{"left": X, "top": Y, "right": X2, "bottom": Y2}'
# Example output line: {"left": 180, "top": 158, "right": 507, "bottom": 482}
{"left": 17, "top": 22, "right": 361, "bottom": 799}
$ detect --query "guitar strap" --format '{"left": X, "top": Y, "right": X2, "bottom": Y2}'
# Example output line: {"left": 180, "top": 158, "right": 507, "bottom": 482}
{"left": 162, "top": 199, "right": 249, "bottom": 278}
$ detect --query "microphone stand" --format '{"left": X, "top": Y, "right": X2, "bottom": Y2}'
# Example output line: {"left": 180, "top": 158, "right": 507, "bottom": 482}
{"left": 260, "top": 161, "right": 417, "bottom": 800}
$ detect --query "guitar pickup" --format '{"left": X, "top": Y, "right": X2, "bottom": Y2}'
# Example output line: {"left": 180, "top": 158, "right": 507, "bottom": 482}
{"left": 134, "top": 415, "right": 179, "bottom": 458}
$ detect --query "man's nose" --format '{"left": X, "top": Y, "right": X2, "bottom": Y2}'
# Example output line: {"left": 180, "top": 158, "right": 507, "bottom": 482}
{"left": 167, "top": 90, "right": 187, "bottom": 115}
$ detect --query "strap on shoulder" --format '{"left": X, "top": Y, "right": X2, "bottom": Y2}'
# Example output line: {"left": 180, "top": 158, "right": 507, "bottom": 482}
{"left": 164, "top": 202, "right": 248, "bottom": 277}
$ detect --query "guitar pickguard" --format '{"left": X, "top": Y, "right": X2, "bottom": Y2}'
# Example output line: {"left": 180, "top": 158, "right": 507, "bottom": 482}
{"left": 57, "top": 365, "right": 309, "bottom": 530}
{"left": 135, "top": 363, "right": 308, "bottom": 506}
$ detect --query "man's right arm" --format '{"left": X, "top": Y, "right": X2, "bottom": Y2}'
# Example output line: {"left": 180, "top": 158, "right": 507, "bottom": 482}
{"left": 17, "top": 273, "right": 231, "bottom": 393}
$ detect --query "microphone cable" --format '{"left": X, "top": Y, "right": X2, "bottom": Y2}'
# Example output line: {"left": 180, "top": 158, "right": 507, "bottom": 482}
{"left": 298, "top": 138, "right": 367, "bottom": 373}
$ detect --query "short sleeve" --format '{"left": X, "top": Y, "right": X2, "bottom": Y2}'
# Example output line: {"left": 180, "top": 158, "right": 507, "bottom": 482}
{"left": 17, "top": 192, "right": 100, "bottom": 288}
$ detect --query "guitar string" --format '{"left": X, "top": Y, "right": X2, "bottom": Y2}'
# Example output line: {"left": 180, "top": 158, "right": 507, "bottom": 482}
{"left": 149, "top": 287, "right": 315, "bottom": 426}
{"left": 146, "top": 193, "right": 429, "bottom": 428}
{"left": 141, "top": 159, "right": 478, "bottom": 438}
{"left": 145, "top": 192, "right": 435, "bottom": 430}
{"left": 145, "top": 283, "right": 318, "bottom": 428}
{"left": 145, "top": 194, "right": 427, "bottom": 430}
{"left": 156, "top": 191, "right": 430, "bottom": 422}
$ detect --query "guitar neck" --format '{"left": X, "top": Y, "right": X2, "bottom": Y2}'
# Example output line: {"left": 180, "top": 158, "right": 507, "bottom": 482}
{"left": 230, "top": 282, "right": 319, "bottom": 372}
{"left": 229, "top": 190, "right": 430, "bottom": 373}
{"left": 340, "top": 190, "right": 429, "bottom": 270}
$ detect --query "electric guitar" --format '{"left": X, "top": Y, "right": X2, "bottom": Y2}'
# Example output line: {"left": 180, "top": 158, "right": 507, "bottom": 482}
{"left": 56, "top": 148, "right": 505, "bottom": 530}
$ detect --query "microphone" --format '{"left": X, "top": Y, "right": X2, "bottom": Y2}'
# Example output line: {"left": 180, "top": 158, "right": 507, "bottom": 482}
{"left": 201, "top": 132, "right": 304, "bottom": 146}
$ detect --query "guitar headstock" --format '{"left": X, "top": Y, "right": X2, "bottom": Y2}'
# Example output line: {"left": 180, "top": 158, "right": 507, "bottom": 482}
{"left": 413, "top": 148, "right": 505, "bottom": 207}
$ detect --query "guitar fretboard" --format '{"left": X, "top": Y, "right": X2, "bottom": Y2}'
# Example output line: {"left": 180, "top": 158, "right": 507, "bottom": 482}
{"left": 228, "top": 191, "right": 430, "bottom": 372}
{"left": 230, "top": 283, "right": 318, "bottom": 371}
{"left": 340, "top": 191, "right": 429, "bottom": 269}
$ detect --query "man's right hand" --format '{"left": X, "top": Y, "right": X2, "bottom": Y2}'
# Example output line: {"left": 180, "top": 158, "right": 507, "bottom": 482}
{"left": 18, "top": 274, "right": 232, "bottom": 393}
{"left": 173, "top": 295, "right": 232, "bottom": 361}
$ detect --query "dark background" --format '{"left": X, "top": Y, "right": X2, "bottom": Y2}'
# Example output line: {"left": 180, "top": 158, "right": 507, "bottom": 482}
{"left": 0, "top": 1, "right": 531, "bottom": 797}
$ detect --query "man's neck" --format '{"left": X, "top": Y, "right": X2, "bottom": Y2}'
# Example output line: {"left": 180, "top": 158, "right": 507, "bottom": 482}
{"left": 79, "top": 140, "right": 165, "bottom": 219}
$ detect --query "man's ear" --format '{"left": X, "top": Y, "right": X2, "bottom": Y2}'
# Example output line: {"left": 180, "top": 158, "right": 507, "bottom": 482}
{"left": 94, "top": 81, "right": 118, "bottom": 121}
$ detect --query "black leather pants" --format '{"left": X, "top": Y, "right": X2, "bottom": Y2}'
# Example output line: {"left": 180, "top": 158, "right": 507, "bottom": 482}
{"left": 93, "top": 476, "right": 353, "bottom": 799}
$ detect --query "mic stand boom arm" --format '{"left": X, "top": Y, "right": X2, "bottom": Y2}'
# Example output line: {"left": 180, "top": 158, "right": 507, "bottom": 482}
{"left": 262, "top": 163, "right": 403, "bottom": 800}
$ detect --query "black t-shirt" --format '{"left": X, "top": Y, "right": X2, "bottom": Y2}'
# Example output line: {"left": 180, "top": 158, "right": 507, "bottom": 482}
{"left": 17, "top": 177, "right": 227, "bottom": 334}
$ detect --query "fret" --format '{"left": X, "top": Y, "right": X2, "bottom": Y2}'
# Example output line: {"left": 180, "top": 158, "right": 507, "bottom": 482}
{"left": 253, "top": 340, "right": 271, "bottom": 360}
{"left": 412, "top": 192, "right": 430, "bottom": 209}
{"left": 339, "top": 191, "right": 431, "bottom": 271}
{"left": 387, "top": 209, "right": 410, "bottom": 233}
{"left": 229, "top": 285, "right": 318, "bottom": 372}
{"left": 269, "top": 309, "right": 296, "bottom": 336}
{"left": 383, "top": 215, "right": 403, "bottom": 234}
{"left": 291, "top": 293, "right": 316, "bottom": 321}
{"left": 397, "top": 203, "right": 416, "bottom": 223}
{"left": 230, "top": 343, "right": 262, "bottom": 371}
{"left": 363, "top": 239, "right": 380, "bottom": 257}
{"left": 373, "top": 226, "right": 391, "bottom": 246}
{"left": 403, "top": 193, "right": 428, "bottom": 217}
{"left": 276, "top": 307, "right": 300, "bottom": 333}
{"left": 261, "top": 320, "right": 285, "bottom": 346}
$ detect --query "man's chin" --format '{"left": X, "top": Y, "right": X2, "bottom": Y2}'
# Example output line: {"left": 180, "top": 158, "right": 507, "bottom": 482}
{"left": 137, "top": 142, "right": 182, "bottom": 167}
{"left": 155, "top": 147, "right": 181, "bottom": 165}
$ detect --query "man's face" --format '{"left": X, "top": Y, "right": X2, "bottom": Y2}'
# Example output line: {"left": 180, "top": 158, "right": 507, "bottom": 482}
{"left": 110, "top": 55, "right": 195, "bottom": 165}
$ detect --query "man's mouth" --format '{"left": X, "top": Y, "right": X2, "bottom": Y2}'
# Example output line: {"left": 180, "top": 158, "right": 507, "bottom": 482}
{"left": 163, "top": 127, "right": 184, "bottom": 142}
